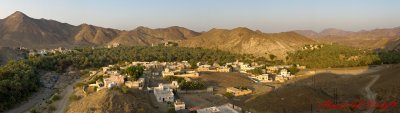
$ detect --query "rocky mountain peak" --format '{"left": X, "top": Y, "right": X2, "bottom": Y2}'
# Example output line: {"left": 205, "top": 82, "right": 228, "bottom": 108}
{"left": 231, "top": 27, "right": 253, "bottom": 33}
{"left": 5, "top": 11, "right": 31, "bottom": 21}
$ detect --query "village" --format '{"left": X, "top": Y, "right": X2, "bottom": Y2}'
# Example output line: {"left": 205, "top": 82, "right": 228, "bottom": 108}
{"left": 78, "top": 60, "right": 304, "bottom": 113}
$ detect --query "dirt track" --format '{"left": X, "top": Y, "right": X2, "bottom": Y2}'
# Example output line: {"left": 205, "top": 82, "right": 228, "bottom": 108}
{"left": 299, "top": 65, "right": 387, "bottom": 76}
{"left": 54, "top": 80, "right": 80, "bottom": 113}
{"left": 364, "top": 75, "right": 380, "bottom": 113}
{"left": 3, "top": 88, "right": 53, "bottom": 113}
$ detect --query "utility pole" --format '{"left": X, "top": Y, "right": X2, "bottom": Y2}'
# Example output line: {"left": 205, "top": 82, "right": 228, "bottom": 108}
{"left": 334, "top": 88, "right": 338, "bottom": 104}
{"left": 313, "top": 75, "right": 316, "bottom": 89}
{"left": 311, "top": 103, "right": 313, "bottom": 113}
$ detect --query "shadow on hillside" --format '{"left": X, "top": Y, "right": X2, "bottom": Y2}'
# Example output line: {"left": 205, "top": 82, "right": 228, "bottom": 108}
{"left": 238, "top": 65, "right": 399, "bottom": 113}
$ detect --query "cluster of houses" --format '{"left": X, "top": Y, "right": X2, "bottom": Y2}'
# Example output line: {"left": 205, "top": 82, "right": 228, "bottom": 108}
{"left": 106, "top": 43, "right": 121, "bottom": 48}
{"left": 302, "top": 44, "right": 324, "bottom": 50}
{"left": 28, "top": 47, "right": 73, "bottom": 56}
{"left": 248, "top": 65, "right": 297, "bottom": 83}
{"left": 196, "top": 61, "right": 266, "bottom": 73}
{"left": 87, "top": 64, "right": 147, "bottom": 92}
{"left": 84, "top": 60, "right": 304, "bottom": 113}
{"left": 86, "top": 61, "right": 189, "bottom": 112}
{"left": 195, "top": 61, "right": 300, "bottom": 84}
{"left": 161, "top": 68, "right": 199, "bottom": 78}
{"left": 153, "top": 81, "right": 179, "bottom": 102}
{"left": 196, "top": 64, "right": 232, "bottom": 73}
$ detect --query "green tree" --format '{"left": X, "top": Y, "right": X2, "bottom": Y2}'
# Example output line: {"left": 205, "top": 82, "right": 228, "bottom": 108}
{"left": 269, "top": 54, "right": 277, "bottom": 61}
{"left": 123, "top": 65, "right": 144, "bottom": 81}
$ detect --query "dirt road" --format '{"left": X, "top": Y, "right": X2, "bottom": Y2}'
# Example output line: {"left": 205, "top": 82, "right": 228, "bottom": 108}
{"left": 3, "top": 88, "right": 53, "bottom": 113}
{"left": 364, "top": 75, "right": 380, "bottom": 113}
{"left": 54, "top": 80, "right": 80, "bottom": 113}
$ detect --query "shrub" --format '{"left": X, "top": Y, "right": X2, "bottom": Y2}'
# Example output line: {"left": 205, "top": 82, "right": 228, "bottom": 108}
{"left": 74, "top": 82, "right": 86, "bottom": 88}
{"left": 51, "top": 95, "right": 61, "bottom": 101}
{"left": 167, "top": 107, "right": 177, "bottom": 113}
{"left": 179, "top": 81, "right": 206, "bottom": 90}
{"left": 30, "top": 109, "right": 37, "bottom": 113}
{"left": 121, "top": 86, "right": 129, "bottom": 94}
{"left": 287, "top": 66, "right": 300, "bottom": 75}
{"left": 48, "top": 105, "right": 56, "bottom": 111}
{"left": 223, "top": 92, "right": 234, "bottom": 99}
{"left": 69, "top": 94, "right": 81, "bottom": 101}
{"left": 164, "top": 76, "right": 185, "bottom": 83}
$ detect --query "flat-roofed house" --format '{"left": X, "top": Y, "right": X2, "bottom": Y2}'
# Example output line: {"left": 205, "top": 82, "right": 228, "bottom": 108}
{"left": 103, "top": 74, "right": 125, "bottom": 89}
{"left": 226, "top": 87, "right": 252, "bottom": 96}
{"left": 125, "top": 78, "right": 145, "bottom": 90}
{"left": 153, "top": 81, "right": 179, "bottom": 102}
{"left": 174, "top": 100, "right": 186, "bottom": 111}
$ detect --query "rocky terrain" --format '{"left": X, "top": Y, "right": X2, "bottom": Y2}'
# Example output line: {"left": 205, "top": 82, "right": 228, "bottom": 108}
{"left": 66, "top": 89, "right": 158, "bottom": 113}
{"left": 294, "top": 27, "right": 400, "bottom": 49}
{"left": 0, "top": 11, "right": 200, "bottom": 48}
{"left": 180, "top": 27, "right": 316, "bottom": 58}
{"left": 242, "top": 65, "right": 399, "bottom": 113}
{"left": 0, "top": 47, "right": 25, "bottom": 65}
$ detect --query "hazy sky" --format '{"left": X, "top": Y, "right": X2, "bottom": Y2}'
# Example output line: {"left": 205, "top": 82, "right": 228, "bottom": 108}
{"left": 1, "top": 0, "right": 400, "bottom": 32}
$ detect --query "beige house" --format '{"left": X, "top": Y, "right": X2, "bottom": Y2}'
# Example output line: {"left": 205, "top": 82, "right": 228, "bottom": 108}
{"left": 161, "top": 68, "right": 175, "bottom": 77}
{"left": 125, "top": 78, "right": 145, "bottom": 90}
{"left": 197, "top": 65, "right": 231, "bottom": 72}
{"left": 174, "top": 100, "right": 186, "bottom": 111}
{"left": 255, "top": 74, "right": 272, "bottom": 83}
{"left": 226, "top": 87, "right": 252, "bottom": 96}
{"left": 162, "top": 68, "right": 199, "bottom": 78}
{"left": 197, "top": 65, "right": 211, "bottom": 72}
{"left": 103, "top": 74, "right": 125, "bottom": 89}
{"left": 216, "top": 66, "right": 232, "bottom": 72}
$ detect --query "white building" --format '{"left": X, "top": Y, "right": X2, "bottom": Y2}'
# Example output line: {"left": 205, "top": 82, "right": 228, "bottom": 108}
{"left": 174, "top": 100, "right": 186, "bottom": 111}
{"left": 279, "top": 69, "right": 291, "bottom": 77}
{"left": 38, "top": 49, "right": 48, "bottom": 56}
{"left": 239, "top": 64, "right": 255, "bottom": 72}
{"left": 197, "top": 65, "right": 211, "bottom": 72}
{"left": 103, "top": 74, "right": 125, "bottom": 89}
{"left": 107, "top": 43, "right": 120, "bottom": 48}
{"left": 255, "top": 74, "right": 272, "bottom": 83}
{"left": 161, "top": 68, "right": 175, "bottom": 77}
{"left": 197, "top": 104, "right": 242, "bottom": 113}
{"left": 153, "top": 81, "right": 179, "bottom": 103}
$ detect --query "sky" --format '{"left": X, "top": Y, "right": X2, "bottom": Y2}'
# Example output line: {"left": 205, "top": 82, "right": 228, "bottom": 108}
{"left": 1, "top": 0, "right": 400, "bottom": 33}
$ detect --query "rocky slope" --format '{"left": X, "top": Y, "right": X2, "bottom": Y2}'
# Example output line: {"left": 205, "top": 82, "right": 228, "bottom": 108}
{"left": 180, "top": 27, "right": 316, "bottom": 58}
{"left": 109, "top": 26, "right": 200, "bottom": 46}
{"left": 73, "top": 24, "right": 121, "bottom": 45}
{"left": 294, "top": 27, "right": 400, "bottom": 49}
{"left": 0, "top": 11, "right": 200, "bottom": 48}
{"left": 0, "top": 11, "right": 76, "bottom": 48}
{"left": 0, "top": 47, "right": 25, "bottom": 65}
{"left": 66, "top": 90, "right": 158, "bottom": 113}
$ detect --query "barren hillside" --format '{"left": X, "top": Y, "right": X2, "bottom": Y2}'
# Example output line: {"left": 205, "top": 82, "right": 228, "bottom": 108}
{"left": 180, "top": 27, "right": 316, "bottom": 58}
{"left": 66, "top": 89, "right": 158, "bottom": 113}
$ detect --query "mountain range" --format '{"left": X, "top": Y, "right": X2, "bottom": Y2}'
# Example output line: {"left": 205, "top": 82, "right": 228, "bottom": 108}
{"left": 294, "top": 27, "right": 400, "bottom": 49}
{"left": 179, "top": 27, "right": 316, "bottom": 58}
{"left": 0, "top": 11, "right": 317, "bottom": 58}
{"left": 1, "top": 11, "right": 399, "bottom": 58}
{"left": 0, "top": 11, "right": 200, "bottom": 48}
